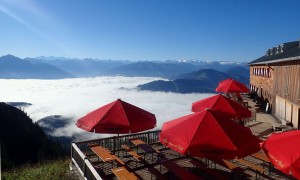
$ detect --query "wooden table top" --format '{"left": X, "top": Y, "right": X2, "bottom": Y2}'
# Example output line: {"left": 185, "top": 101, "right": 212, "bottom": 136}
{"left": 89, "top": 145, "right": 115, "bottom": 162}
{"left": 111, "top": 166, "right": 138, "bottom": 180}
{"left": 251, "top": 152, "right": 270, "bottom": 162}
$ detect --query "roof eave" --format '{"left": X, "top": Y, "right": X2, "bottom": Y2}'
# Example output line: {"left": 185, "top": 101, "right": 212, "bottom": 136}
{"left": 249, "top": 56, "right": 300, "bottom": 65}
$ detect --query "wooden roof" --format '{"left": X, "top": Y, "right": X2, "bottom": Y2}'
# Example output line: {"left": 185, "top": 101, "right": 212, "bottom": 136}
{"left": 249, "top": 40, "right": 300, "bottom": 65}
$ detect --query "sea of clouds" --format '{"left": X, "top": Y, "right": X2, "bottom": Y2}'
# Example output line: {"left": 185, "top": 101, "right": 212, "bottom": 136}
{"left": 0, "top": 77, "right": 214, "bottom": 140}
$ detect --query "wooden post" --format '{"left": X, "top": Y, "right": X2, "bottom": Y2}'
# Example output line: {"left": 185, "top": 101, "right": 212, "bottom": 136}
{"left": 113, "top": 136, "right": 116, "bottom": 153}
{"left": 147, "top": 131, "right": 150, "bottom": 144}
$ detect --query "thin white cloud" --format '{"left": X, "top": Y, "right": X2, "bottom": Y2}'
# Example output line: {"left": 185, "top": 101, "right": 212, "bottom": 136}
{"left": 0, "top": 3, "right": 40, "bottom": 33}
{"left": 0, "top": 0, "right": 77, "bottom": 57}
{"left": 0, "top": 77, "right": 214, "bottom": 140}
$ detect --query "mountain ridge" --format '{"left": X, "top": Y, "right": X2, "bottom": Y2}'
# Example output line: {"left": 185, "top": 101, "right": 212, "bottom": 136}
{"left": 0, "top": 102, "right": 65, "bottom": 170}
{"left": 0, "top": 54, "right": 249, "bottom": 94}
{"left": 0, "top": 55, "right": 74, "bottom": 79}
{"left": 137, "top": 69, "right": 249, "bottom": 93}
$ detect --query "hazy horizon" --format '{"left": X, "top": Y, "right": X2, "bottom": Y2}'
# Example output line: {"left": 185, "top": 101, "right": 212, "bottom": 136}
{"left": 1, "top": 54, "right": 250, "bottom": 63}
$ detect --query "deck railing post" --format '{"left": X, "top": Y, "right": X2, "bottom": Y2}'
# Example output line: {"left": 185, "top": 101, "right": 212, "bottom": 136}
{"left": 83, "top": 157, "right": 87, "bottom": 178}
{"left": 147, "top": 131, "right": 150, "bottom": 144}
{"left": 113, "top": 135, "right": 116, "bottom": 153}
{"left": 71, "top": 142, "right": 73, "bottom": 161}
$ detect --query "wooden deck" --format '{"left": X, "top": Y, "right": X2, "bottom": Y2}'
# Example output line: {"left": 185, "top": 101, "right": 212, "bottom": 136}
{"left": 71, "top": 95, "right": 297, "bottom": 180}
{"left": 78, "top": 140, "right": 296, "bottom": 180}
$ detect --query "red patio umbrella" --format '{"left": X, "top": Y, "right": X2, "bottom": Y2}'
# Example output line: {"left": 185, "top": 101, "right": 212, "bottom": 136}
{"left": 159, "top": 109, "right": 261, "bottom": 159}
{"left": 191, "top": 94, "right": 252, "bottom": 119}
{"left": 261, "top": 130, "right": 300, "bottom": 179}
{"left": 216, "top": 78, "right": 249, "bottom": 93}
{"left": 76, "top": 99, "right": 156, "bottom": 134}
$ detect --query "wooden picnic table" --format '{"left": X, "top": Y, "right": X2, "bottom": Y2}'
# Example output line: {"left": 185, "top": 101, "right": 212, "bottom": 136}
{"left": 130, "top": 139, "right": 163, "bottom": 163}
{"left": 89, "top": 144, "right": 125, "bottom": 166}
{"left": 251, "top": 152, "right": 270, "bottom": 163}
{"left": 130, "top": 139, "right": 156, "bottom": 153}
{"left": 89, "top": 144, "right": 115, "bottom": 162}
{"left": 122, "top": 144, "right": 167, "bottom": 180}
{"left": 190, "top": 159, "right": 226, "bottom": 180}
{"left": 251, "top": 152, "right": 273, "bottom": 174}
{"left": 122, "top": 144, "right": 142, "bottom": 162}
{"left": 235, "top": 158, "right": 265, "bottom": 179}
{"left": 111, "top": 166, "right": 138, "bottom": 180}
{"left": 207, "top": 158, "right": 251, "bottom": 178}
{"left": 160, "top": 159, "right": 202, "bottom": 180}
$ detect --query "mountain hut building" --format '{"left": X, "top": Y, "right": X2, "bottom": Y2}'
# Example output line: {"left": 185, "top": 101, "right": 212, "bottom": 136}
{"left": 249, "top": 40, "right": 300, "bottom": 129}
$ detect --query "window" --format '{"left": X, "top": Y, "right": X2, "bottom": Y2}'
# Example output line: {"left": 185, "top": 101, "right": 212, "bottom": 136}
{"left": 284, "top": 66, "right": 290, "bottom": 95}
{"left": 274, "top": 66, "right": 278, "bottom": 92}
{"left": 260, "top": 68, "right": 262, "bottom": 76}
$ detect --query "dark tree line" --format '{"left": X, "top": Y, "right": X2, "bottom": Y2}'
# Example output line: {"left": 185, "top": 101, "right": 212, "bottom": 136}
{"left": 0, "top": 102, "right": 66, "bottom": 170}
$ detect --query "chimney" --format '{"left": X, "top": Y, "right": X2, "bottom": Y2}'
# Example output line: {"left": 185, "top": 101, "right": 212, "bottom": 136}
{"left": 279, "top": 44, "right": 284, "bottom": 53}
{"left": 275, "top": 46, "right": 279, "bottom": 54}
{"left": 269, "top": 48, "right": 273, "bottom": 56}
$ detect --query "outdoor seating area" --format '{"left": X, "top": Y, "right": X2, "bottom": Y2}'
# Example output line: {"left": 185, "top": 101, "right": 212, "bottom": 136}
{"left": 71, "top": 128, "right": 296, "bottom": 179}
{"left": 71, "top": 78, "right": 299, "bottom": 179}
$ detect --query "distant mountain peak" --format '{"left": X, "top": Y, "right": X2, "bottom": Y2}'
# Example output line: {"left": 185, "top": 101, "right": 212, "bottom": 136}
{"left": 0, "top": 54, "right": 21, "bottom": 60}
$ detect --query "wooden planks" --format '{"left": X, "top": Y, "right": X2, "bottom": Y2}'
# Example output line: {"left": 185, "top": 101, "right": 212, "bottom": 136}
{"left": 235, "top": 158, "right": 265, "bottom": 174}
{"left": 251, "top": 152, "right": 270, "bottom": 163}
{"left": 121, "top": 144, "right": 142, "bottom": 161}
{"left": 111, "top": 166, "right": 139, "bottom": 180}
{"left": 89, "top": 144, "right": 125, "bottom": 166}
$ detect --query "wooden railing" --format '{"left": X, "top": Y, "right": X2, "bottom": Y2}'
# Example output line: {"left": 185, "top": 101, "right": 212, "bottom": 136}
{"left": 71, "top": 130, "right": 161, "bottom": 179}
{"left": 71, "top": 143, "right": 102, "bottom": 180}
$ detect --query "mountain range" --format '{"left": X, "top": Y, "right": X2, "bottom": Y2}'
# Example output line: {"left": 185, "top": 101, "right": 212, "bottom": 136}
{"left": 137, "top": 68, "right": 249, "bottom": 93}
{"left": 0, "top": 55, "right": 74, "bottom": 79}
{"left": 0, "top": 54, "right": 250, "bottom": 93}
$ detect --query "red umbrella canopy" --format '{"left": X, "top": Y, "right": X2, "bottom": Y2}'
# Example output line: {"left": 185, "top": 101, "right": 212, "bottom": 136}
{"left": 261, "top": 130, "right": 300, "bottom": 179}
{"left": 76, "top": 99, "right": 156, "bottom": 134}
{"left": 159, "top": 110, "right": 261, "bottom": 159}
{"left": 215, "top": 78, "right": 249, "bottom": 93}
{"left": 191, "top": 94, "right": 252, "bottom": 119}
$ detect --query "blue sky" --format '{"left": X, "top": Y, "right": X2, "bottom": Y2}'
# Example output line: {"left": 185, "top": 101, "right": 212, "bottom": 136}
{"left": 0, "top": 0, "right": 300, "bottom": 62}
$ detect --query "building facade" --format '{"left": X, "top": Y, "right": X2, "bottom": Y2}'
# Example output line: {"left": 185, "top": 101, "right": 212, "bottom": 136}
{"left": 249, "top": 40, "right": 300, "bottom": 129}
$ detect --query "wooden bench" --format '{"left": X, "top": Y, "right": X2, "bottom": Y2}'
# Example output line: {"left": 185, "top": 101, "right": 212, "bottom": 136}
{"left": 251, "top": 152, "right": 270, "bottom": 163}
{"left": 121, "top": 144, "right": 142, "bottom": 161}
{"left": 130, "top": 139, "right": 158, "bottom": 153}
{"left": 208, "top": 158, "right": 251, "bottom": 178}
{"left": 111, "top": 166, "right": 139, "bottom": 180}
{"left": 235, "top": 158, "right": 266, "bottom": 179}
{"left": 130, "top": 139, "right": 164, "bottom": 162}
{"left": 159, "top": 159, "right": 202, "bottom": 180}
{"left": 190, "top": 159, "right": 227, "bottom": 180}
{"left": 251, "top": 152, "right": 274, "bottom": 174}
{"left": 122, "top": 144, "right": 167, "bottom": 180}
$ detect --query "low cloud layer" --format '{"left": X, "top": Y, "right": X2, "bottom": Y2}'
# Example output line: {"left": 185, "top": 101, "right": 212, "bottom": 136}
{"left": 0, "top": 77, "right": 214, "bottom": 140}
